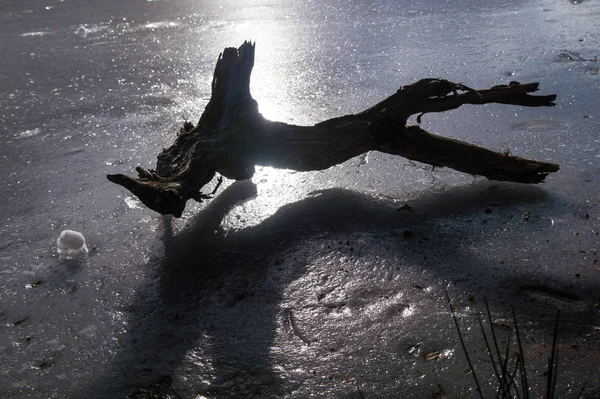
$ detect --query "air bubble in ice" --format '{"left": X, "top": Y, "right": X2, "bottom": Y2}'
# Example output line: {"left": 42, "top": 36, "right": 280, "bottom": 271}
{"left": 57, "top": 230, "right": 88, "bottom": 259}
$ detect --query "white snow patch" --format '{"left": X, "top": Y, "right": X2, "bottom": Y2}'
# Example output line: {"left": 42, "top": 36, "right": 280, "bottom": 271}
{"left": 21, "top": 31, "right": 53, "bottom": 37}
{"left": 18, "top": 128, "right": 40, "bottom": 138}
{"left": 75, "top": 25, "right": 92, "bottom": 38}
{"left": 73, "top": 24, "right": 108, "bottom": 38}
{"left": 124, "top": 196, "right": 141, "bottom": 209}
{"left": 144, "top": 21, "right": 181, "bottom": 29}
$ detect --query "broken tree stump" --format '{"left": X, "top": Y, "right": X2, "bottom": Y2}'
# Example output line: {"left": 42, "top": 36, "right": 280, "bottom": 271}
{"left": 107, "top": 41, "right": 559, "bottom": 217}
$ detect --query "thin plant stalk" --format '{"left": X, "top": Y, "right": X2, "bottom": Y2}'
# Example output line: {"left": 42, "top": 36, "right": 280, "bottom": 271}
{"left": 485, "top": 297, "right": 512, "bottom": 396}
{"left": 445, "top": 288, "right": 484, "bottom": 398}
{"left": 478, "top": 313, "right": 503, "bottom": 384}
{"left": 546, "top": 310, "right": 560, "bottom": 399}
{"left": 497, "top": 330, "right": 513, "bottom": 399}
{"left": 512, "top": 307, "right": 529, "bottom": 399}
{"left": 505, "top": 357, "right": 523, "bottom": 399}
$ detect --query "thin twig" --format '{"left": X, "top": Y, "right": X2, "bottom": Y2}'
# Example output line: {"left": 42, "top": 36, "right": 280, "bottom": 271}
{"left": 559, "top": 50, "right": 598, "bottom": 62}
{"left": 3, "top": 373, "right": 45, "bottom": 397}
{"left": 210, "top": 175, "right": 224, "bottom": 195}
{"left": 284, "top": 308, "right": 311, "bottom": 345}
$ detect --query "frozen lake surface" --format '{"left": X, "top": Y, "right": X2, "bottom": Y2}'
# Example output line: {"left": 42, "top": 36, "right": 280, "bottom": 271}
{"left": 1, "top": 0, "right": 599, "bottom": 397}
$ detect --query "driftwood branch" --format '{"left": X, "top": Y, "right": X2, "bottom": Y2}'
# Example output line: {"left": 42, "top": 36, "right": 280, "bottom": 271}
{"left": 107, "top": 41, "right": 559, "bottom": 217}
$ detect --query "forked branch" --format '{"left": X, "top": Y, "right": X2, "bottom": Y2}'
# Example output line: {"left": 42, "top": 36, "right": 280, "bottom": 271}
{"left": 107, "top": 41, "right": 559, "bottom": 217}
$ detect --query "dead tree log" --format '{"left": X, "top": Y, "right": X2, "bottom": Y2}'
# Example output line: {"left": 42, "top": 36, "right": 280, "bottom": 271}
{"left": 107, "top": 41, "right": 559, "bottom": 217}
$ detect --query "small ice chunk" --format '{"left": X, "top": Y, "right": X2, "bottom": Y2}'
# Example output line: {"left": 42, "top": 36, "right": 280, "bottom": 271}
{"left": 57, "top": 230, "right": 88, "bottom": 259}
{"left": 75, "top": 25, "right": 90, "bottom": 38}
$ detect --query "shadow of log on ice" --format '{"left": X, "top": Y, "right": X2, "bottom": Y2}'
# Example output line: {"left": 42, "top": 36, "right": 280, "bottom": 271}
{"left": 78, "top": 180, "right": 597, "bottom": 398}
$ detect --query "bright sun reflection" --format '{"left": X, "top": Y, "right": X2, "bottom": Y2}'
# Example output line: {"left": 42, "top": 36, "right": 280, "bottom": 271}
{"left": 219, "top": 4, "right": 301, "bottom": 123}
{"left": 220, "top": 166, "right": 304, "bottom": 231}
{"left": 256, "top": 98, "right": 283, "bottom": 121}
{"left": 211, "top": 2, "right": 309, "bottom": 229}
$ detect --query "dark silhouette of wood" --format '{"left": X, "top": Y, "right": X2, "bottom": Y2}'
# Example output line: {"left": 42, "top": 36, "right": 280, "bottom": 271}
{"left": 107, "top": 41, "right": 559, "bottom": 217}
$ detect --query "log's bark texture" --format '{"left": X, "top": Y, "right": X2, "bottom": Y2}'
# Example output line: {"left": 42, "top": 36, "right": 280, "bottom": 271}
{"left": 107, "top": 41, "right": 559, "bottom": 217}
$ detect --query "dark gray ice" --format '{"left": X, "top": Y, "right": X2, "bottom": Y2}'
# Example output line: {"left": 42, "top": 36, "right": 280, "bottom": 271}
{"left": 1, "top": 0, "right": 599, "bottom": 398}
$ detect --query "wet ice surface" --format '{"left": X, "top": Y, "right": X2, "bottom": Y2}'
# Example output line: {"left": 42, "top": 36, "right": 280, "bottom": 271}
{"left": 1, "top": 0, "right": 599, "bottom": 397}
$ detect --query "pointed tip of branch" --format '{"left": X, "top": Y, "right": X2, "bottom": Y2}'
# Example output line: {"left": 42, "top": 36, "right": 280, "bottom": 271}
{"left": 106, "top": 173, "right": 136, "bottom": 189}
{"left": 106, "top": 173, "right": 187, "bottom": 217}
